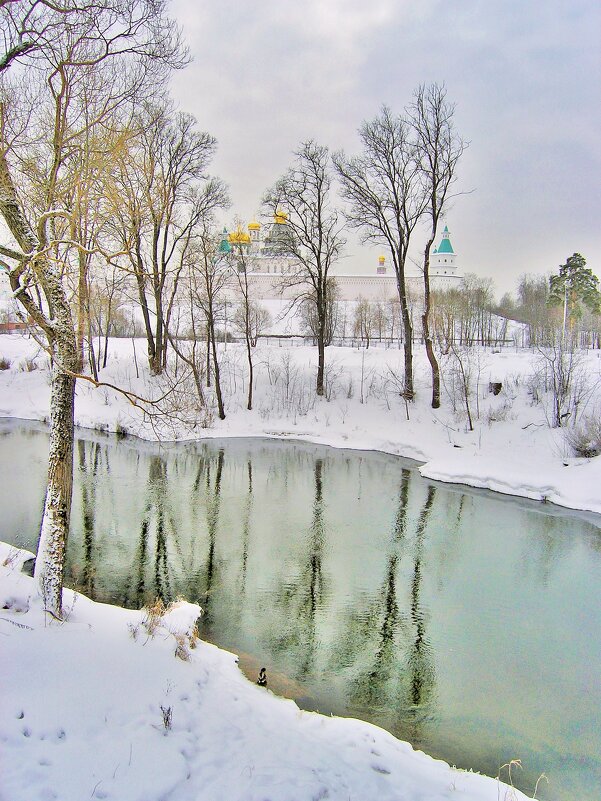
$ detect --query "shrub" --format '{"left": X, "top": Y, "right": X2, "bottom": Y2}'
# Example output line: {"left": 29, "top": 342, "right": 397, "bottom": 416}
{"left": 142, "top": 598, "right": 166, "bottom": 635}
{"left": 564, "top": 416, "right": 601, "bottom": 458}
{"left": 20, "top": 358, "right": 38, "bottom": 372}
{"left": 0, "top": 356, "right": 11, "bottom": 370}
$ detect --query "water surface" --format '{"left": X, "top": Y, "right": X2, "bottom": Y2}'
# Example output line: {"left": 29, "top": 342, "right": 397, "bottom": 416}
{"left": 1, "top": 420, "right": 600, "bottom": 801}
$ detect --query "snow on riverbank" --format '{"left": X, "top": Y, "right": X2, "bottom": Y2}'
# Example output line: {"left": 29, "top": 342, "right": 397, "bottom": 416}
{"left": 1, "top": 541, "right": 530, "bottom": 801}
{"left": 1, "top": 333, "right": 600, "bottom": 514}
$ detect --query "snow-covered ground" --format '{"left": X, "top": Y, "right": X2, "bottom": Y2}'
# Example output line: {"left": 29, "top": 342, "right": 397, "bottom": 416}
{"left": 1, "top": 331, "right": 599, "bottom": 800}
{"left": 1, "top": 541, "right": 531, "bottom": 801}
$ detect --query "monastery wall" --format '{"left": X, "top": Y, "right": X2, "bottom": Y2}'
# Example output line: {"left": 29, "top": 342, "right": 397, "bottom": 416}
{"left": 224, "top": 271, "right": 462, "bottom": 302}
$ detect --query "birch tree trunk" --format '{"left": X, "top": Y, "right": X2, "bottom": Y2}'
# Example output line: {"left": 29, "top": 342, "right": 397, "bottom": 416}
{"left": 36, "top": 351, "right": 76, "bottom": 617}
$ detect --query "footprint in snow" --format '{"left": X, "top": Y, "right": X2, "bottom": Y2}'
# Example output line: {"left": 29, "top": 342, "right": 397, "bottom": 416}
{"left": 371, "top": 764, "right": 391, "bottom": 775}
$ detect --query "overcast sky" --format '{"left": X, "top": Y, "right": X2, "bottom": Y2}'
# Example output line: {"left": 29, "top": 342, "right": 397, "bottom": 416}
{"left": 168, "top": 0, "right": 601, "bottom": 297}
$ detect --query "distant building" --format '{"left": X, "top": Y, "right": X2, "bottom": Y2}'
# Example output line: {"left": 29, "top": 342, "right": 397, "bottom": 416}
{"left": 221, "top": 217, "right": 462, "bottom": 302}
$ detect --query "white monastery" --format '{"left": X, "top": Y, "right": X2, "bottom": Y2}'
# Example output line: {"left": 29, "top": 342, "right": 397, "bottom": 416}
{"left": 220, "top": 214, "right": 462, "bottom": 302}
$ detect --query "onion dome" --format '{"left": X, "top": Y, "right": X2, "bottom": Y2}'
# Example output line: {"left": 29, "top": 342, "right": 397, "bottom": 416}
{"left": 228, "top": 227, "right": 251, "bottom": 245}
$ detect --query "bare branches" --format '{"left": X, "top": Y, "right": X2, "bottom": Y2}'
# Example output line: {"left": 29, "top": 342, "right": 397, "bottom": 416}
{"left": 263, "top": 140, "right": 345, "bottom": 396}
{"left": 106, "top": 102, "right": 229, "bottom": 374}
{"left": 334, "top": 107, "right": 426, "bottom": 399}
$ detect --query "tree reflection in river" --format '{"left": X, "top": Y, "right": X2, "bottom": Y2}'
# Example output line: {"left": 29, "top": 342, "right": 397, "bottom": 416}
{"left": 332, "top": 471, "right": 438, "bottom": 747}
{"left": 76, "top": 439, "right": 101, "bottom": 597}
{"left": 265, "top": 457, "right": 328, "bottom": 680}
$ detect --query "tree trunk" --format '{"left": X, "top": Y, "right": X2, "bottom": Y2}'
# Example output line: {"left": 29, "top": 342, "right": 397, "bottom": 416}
{"left": 316, "top": 288, "right": 326, "bottom": 396}
{"left": 210, "top": 316, "right": 226, "bottom": 420}
{"left": 35, "top": 355, "right": 76, "bottom": 618}
{"left": 0, "top": 148, "right": 78, "bottom": 620}
{"left": 206, "top": 321, "right": 212, "bottom": 387}
{"left": 245, "top": 331, "right": 253, "bottom": 410}
{"left": 396, "top": 271, "right": 414, "bottom": 399}
{"left": 316, "top": 336, "right": 325, "bottom": 396}
{"left": 422, "top": 239, "right": 440, "bottom": 408}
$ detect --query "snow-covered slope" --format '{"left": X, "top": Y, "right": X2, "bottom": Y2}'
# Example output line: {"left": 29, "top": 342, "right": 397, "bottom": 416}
{"left": 1, "top": 541, "right": 530, "bottom": 801}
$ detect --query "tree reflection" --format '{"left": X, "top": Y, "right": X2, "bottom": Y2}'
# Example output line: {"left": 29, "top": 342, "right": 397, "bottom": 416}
{"left": 403, "top": 485, "right": 437, "bottom": 745}
{"left": 332, "top": 474, "right": 438, "bottom": 747}
{"left": 75, "top": 439, "right": 101, "bottom": 597}
{"left": 266, "top": 457, "right": 327, "bottom": 679}
{"left": 338, "top": 469, "right": 412, "bottom": 705}
{"left": 240, "top": 459, "right": 253, "bottom": 593}
{"left": 125, "top": 452, "right": 194, "bottom": 608}
{"left": 199, "top": 448, "right": 224, "bottom": 630}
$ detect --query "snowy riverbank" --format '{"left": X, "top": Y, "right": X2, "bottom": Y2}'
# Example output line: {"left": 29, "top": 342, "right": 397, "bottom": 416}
{"left": 1, "top": 333, "right": 600, "bottom": 514}
{"left": 1, "top": 541, "right": 531, "bottom": 801}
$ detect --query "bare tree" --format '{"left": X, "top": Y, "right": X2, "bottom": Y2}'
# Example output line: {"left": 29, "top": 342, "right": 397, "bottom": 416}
{"left": 191, "top": 231, "right": 230, "bottom": 419}
{"left": 334, "top": 108, "right": 426, "bottom": 399}
{"left": 298, "top": 277, "right": 340, "bottom": 346}
{"left": 410, "top": 83, "right": 466, "bottom": 408}
{"left": 0, "top": 0, "right": 185, "bottom": 618}
{"left": 109, "top": 103, "right": 227, "bottom": 374}
{"left": 516, "top": 273, "right": 554, "bottom": 346}
{"left": 89, "top": 261, "right": 129, "bottom": 372}
{"left": 229, "top": 235, "right": 258, "bottom": 410}
{"left": 232, "top": 300, "right": 271, "bottom": 347}
{"left": 264, "top": 140, "right": 345, "bottom": 396}
{"left": 169, "top": 228, "right": 229, "bottom": 420}
{"left": 353, "top": 298, "right": 375, "bottom": 348}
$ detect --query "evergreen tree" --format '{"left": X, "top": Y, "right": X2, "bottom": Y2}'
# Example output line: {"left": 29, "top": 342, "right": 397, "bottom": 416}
{"left": 548, "top": 253, "right": 600, "bottom": 331}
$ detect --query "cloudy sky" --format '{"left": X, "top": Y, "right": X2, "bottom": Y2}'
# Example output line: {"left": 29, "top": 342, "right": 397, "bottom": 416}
{"left": 169, "top": 0, "right": 601, "bottom": 297}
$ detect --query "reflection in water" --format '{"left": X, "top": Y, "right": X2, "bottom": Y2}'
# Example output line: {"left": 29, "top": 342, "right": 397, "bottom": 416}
{"left": 240, "top": 460, "right": 253, "bottom": 593}
{"left": 267, "top": 457, "right": 327, "bottom": 679}
{"left": 77, "top": 439, "right": 101, "bottom": 597}
{"left": 405, "top": 485, "right": 436, "bottom": 746}
{"left": 344, "top": 471, "right": 412, "bottom": 710}
{"left": 201, "top": 448, "right": 224, "bottom": 629}
{"left": 1, "top": 424, "right": 601, "bottom": 801}
{"left": 341, "top": 472, "right": 437, "bottom": 749}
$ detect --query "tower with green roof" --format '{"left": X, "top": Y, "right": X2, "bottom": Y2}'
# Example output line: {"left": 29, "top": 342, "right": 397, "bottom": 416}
{"left": 431, "top": 225, "right": 457, "bottom": 279}
{"left": 218, "top": 227, "right": 232, "bottom": 254}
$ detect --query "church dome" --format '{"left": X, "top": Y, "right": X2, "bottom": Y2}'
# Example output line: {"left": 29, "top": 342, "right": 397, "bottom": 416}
{"left": 228, "top": 227, "right": 251, "bottom": 245}
{"left": 248, "top": 221, "right": 261, "bottom": 231}
{"left": 274, "top": 210, "right": 288, "bottom": 225}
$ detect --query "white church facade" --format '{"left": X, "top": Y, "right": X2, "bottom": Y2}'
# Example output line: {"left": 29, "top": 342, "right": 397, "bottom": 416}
{"left": 221, "top": 216, "right": 462, "bottom": 302}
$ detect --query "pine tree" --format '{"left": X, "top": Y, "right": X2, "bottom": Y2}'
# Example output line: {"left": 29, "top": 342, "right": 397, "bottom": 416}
{"left": 548, "top": 253, "right": 600, "bottom": 332}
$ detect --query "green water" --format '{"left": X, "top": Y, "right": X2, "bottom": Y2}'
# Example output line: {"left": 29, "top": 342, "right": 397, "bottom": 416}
{"left": 1, "top": 420, "right": 600, "bottom": 801}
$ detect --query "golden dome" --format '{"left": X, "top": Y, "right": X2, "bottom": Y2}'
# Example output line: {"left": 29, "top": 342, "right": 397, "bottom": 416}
{"left": 274, "top": 210, "right": 288, "bottom": 225}
{"left": 248, "top": 221, "right": 261, "bottom": 231}
{"left": 228, "top": 227, "right": 251, "bottom": 245}
{"left": 378, "top": 255, "right": 385, "bottom": 265}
